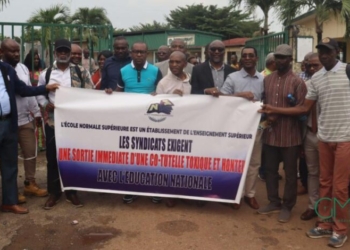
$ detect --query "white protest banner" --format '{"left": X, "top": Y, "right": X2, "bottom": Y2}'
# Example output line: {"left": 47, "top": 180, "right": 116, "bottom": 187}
{"left": 54, "top": 87, "right": 261, "bottom": 203}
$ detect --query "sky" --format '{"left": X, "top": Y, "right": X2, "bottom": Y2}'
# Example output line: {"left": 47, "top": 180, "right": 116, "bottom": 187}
{"left": 0, "top": 0, "right": 283, "bottom": 35}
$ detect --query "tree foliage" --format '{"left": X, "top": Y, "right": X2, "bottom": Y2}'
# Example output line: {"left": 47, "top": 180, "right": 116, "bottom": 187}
{"left": 276, "top": 0, "right": 350, "bottom": 40}
{"left": 229, "top": 0, "right": 276, "bottom": 35}
{"left": 129, "top": 21, "right": 171, "bottom": 32}
{"left": 70, "top": 7, "right": 112, "bottom": 48}
{"left": 0, "top": 0, "right": 9, "bottom": 11}
{"left": 166, "top": 4, "right": 261, "bottom": 39}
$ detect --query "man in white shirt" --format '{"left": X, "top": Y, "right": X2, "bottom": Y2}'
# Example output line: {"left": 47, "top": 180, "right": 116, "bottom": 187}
{"left": 1, "top": 39, "right": 48, "bottom": 203}
{"left": 156, "top": 51, "right": 191, "bottom": 95}
{"left": 36, "top": 38, "right": 93, "bottom": 210}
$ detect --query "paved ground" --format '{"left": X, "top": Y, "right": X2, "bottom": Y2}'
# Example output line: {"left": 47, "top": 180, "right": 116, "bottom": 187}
{"left": 0, "top": 151, "right": 347, "bottom": 250}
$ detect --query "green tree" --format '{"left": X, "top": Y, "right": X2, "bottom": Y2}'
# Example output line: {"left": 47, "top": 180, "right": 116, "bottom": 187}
{"left": 166, "top": 4, "right": 261, "bottom": 39}
{"left": 70, "top": 7, "right": 112, "bottom": 50}
{"left": 27, "top": 4, "right": 70, "bottom": 64}
{"left": 277, "top": 0, "right": 350, "bottom": 41}
{"left": 229, "top": 0, "right": 277, "bottom": 35}
{"left": 129, "top": 21, "right": 171, "bottom": 32}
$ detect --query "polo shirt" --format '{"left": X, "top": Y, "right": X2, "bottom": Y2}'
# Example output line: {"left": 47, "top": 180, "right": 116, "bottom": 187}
{"left": 118, "top": 61, "right": 162, "bottom": 94}
{"left": 306, "top": 61, "right": 350, "bottom": 142}
{"left": 156, "top": 72, "right": 191, "bottom": 94}
{"left": 0, "top": 69, "right": 11, "bottom": 116}
{"left": 220, "top": 68, "right": 264, "bottom": 101}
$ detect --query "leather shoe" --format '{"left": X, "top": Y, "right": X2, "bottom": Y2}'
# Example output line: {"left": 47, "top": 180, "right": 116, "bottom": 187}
{"left": 244, "top": 196, "right": 260, "bottom": 209}
{"left": 231, "top": 203, "right": 241, "bottom": 210}
{"left": 300, "top": 209, "right": 317, "bottom": 220}
{"left": 1, "top": 204, "right": 29, "bottom": 214}
{"left": 65, "top": 192, "right": 83, "bottom": 208}
{"left": 44, "top": 193, "right": 62, "bottom": 210}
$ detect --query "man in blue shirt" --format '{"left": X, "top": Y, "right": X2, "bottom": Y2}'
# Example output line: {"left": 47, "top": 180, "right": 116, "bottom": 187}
{"left": 116, "top": 42, "right": 162, "bottom": 93}
{"left": 0, "top": 42, "right": 58, "bottom": 214}
{"left": 116, "top": 41, "right": 162, "bottom": 204}
{"left": 100, "top": 36, "right": 132, "bottom": 90}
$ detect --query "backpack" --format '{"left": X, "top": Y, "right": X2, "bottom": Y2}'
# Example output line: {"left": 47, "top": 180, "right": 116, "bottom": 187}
{"left": 45, "top": 65, "right": 84, "bottom": 87}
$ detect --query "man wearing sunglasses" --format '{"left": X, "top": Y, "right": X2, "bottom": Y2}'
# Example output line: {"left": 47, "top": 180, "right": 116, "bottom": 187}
{"left": 205, "top": 46, "right": 264, "bottom": 211}
{"left": 191, "top": 40, "right": 235, "bottom": 94}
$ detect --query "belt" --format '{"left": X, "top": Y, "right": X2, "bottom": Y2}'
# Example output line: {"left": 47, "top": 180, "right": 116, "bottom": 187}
{"left": 0, "top": 114, "right": 11, "bottom": 121}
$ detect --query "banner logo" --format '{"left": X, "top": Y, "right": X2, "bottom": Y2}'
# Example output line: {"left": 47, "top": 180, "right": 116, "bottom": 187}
{"left": 146, "top": 99, "right": 174, "bottom": 122}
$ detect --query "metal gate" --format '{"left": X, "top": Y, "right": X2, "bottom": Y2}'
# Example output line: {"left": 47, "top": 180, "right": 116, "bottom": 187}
{"left": 245, "top": 31, "right": 289, "bottom": 71}
{"left": 0, "top": 22, "right": 114, "bottom": 69}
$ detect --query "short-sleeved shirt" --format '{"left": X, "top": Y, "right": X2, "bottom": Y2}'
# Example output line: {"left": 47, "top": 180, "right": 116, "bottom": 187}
{"left": 117, "top": 61, "right": 162, "bottom": 94}
{"left": 306, "top": 61, "right": 350, "bottom": 142}
{"left": 220, "top": 68, "right": 264, "bottom": 101}
{"left": 156, "top": 72, "right": 191, "bottom": 94}
{"left": 263, "top": 69, "right": 307, "bottom": 147}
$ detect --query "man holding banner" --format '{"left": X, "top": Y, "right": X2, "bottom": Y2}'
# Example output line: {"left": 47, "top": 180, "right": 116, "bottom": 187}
{"left": 116, "top": 41, "right": 162, "bottom": 204}
{"left": 205, "top": 46, "right": 264, "bottom": 210}
{"left": 36, "top": 38, "right": 93, "bottom": 210}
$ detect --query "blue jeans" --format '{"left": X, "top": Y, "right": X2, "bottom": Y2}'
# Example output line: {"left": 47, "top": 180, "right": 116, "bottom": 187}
{"left": 0, "top": 119, "right": 19, "bottom": 205}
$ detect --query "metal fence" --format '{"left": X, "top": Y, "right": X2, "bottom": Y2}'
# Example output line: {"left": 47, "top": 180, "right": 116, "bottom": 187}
{"left": 245, "top": 31, "right": 289, "bottom": 71}
{"left": 0, "top": 22, "right": 114, "bottom": 69}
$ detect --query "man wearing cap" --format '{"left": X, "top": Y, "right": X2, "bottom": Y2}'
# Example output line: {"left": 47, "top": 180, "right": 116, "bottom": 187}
{"left": 257, "top": 44, "right": 307, "bottom": 223}
{"left": 36, "top": 38, "right": 93, "bottom": 210}
{"left": 259, "top": 38, "right": 349, "bottom": 248}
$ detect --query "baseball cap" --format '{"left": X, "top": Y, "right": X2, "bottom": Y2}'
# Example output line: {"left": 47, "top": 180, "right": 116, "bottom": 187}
{"left": 274, "top": 44, "right": 293, "bottom": 56}
{"left": 316, "top": 37, "right": 339, "bottom": 50}
{"left": 54, "top": 38, "right": 71, "bottom": 51}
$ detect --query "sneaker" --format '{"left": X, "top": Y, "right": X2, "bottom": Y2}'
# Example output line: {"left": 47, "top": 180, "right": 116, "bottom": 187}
{"left": 151, "top": 197, "right": 162, "bottom": 204}
{"left": 278, "top": 208, "right": 291, "bottom": 223}
{"left": 257, "top": 203, "right": 281, "bottom": 215}
{"left": 328, "top": 232, "right": 347, "bottom": 248}
{"left": 123, "top": 195, "right": 138, "bottom": 204}
{"left": 306, "top": 227, "right": 333, "bottom": 239}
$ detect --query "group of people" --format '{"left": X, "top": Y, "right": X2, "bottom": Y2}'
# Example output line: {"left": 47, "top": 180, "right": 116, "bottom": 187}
{"left": 0, "top": 34, "right": 349, "bottom": 248}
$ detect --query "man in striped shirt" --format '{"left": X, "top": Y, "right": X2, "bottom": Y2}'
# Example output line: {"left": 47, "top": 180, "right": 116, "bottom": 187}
{"left": 259, "top": 37, "right": 349, "bottom": 248}
{"left": 257, "top": 44, "right": 307, "bottom": 223}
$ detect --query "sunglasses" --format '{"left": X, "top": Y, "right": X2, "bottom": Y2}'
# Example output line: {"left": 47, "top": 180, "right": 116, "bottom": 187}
{"left": 210, "top": 47, "right": 225, "bottom": 53}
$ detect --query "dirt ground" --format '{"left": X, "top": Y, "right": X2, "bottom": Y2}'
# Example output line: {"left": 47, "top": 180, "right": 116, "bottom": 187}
{"left": 0, "top": 152, "right": 347, "bottom": 250}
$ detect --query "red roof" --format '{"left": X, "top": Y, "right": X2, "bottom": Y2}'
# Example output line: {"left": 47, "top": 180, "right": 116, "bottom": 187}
{"left": 223, "top": 38, "right": 249, "bottom": 47}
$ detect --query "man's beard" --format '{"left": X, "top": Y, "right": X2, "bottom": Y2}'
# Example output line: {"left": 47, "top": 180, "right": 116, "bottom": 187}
{"left": 56, "top": 55, "right": 71, "bottom": 64}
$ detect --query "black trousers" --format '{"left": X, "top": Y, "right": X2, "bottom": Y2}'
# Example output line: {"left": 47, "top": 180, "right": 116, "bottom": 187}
{"left": 45, "top": 124, "right": 76, "bottom": 196}
{"left": 299, "top": 154, "right": 308, "bottom": 188}
{"left": 263, "top": 144, "right": 299, "bottom": 210}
